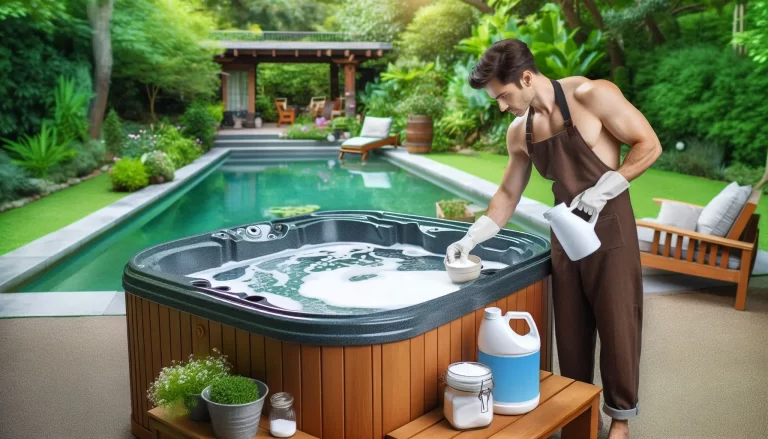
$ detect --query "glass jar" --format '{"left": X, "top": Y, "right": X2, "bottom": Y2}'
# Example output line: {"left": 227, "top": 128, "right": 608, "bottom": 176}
{"left": 269, "top": 392, "right": 297, "bottom": 438}
{"left": 443, "top": 362, "right": 494, "bottom": 430}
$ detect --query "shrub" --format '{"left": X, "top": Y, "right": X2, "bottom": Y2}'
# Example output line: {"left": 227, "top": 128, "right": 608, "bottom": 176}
{"left": 1, "top": 121, "right": 76, "bottom": 178}
{"left": 633, "top": 44, "right": 768, "bottom": 167}
{"left": 148, "top": 350, "right": 232, "bottom": 417}
{"left": 438, "top": 199, "right": 470, "bottom": 218}
{"left": 103, "top": 109, "right": 124, "bottom": 156}
{"left": 49, "top": 140, "right": 105, "bottom": 182}
{"left": 268, "top": 205, "right": 320, "bottom": 218}
{"left": 111, "top": 158, "right": 149, "bottom": 192}
{"left": 208, "top": 376, "right": 260, "bottom": 405}
{"left": 158, "top": 128, "right": 202, "bottom": 168}
{"left": 182, "top": 102, "right": 217, "bottom": 151}
{"left": 142, "top": 150, "right": 175, "bottom": 182}
{"left": 207, "top": 103, "right": 224, "bottom": 126}
{"left": 723, "top": 162, "right": 765, "bottom": 188}
{"left": 650, "top": 139, "right": 725, "bottom": 179}
{"left": 0, "top": 151, "right": 41, "bottom": 203}
{"left": 285, "top": 124, "right": 328, "bottom": 140}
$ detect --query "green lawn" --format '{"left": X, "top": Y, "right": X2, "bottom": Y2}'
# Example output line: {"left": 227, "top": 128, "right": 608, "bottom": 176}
{"left": 0, "top": 173, "right": 128, "bottom": 255}
{"left": 429, "top": 152, "right": 768, "bottom": 250}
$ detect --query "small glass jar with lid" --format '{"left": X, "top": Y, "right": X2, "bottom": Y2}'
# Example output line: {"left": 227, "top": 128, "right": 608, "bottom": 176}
{"left": 443, "top": 362, "right": 494, "bottom": 430}
{"left": 269, "top": 392, "right": 297, "bottom": 438}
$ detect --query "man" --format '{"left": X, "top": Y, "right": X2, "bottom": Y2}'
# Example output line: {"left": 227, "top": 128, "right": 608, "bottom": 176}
{"left": 446, "top": 39, "right": 661, "bottom": 439}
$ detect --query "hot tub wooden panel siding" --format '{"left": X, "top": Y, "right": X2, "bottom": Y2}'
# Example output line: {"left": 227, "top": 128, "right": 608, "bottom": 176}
{"left": 126, "top": 277, "right": 551, "bottom": 439}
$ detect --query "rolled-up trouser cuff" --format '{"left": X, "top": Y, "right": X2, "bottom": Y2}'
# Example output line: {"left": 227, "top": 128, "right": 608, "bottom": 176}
{"left": 603, "top": 402, "right": 639, "bottom": 420}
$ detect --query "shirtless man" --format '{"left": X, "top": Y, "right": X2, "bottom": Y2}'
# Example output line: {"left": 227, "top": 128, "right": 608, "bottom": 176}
{"left": 446, "top": 39, "right": 661, "bottom": 439}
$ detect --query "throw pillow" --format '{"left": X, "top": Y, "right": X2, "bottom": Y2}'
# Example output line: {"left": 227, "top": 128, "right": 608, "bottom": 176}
{"left": 657, "top": 201, "right": 702, "bottom": 230}
{"left": 696, "top": 182, "right": 752, "bottom": 237}
{"left": 360, "top": 116, "right": 392, "bottom": 138}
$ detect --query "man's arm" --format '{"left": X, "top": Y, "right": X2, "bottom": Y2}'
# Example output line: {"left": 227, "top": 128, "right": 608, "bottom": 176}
{"left": 485, "top": 121, "right": 532, "bottom": 228}
{"left": 576, "top": 80, "right": 662, "bottom": 182}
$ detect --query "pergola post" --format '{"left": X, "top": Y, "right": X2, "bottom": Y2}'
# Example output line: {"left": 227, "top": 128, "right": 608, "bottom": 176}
{"left": 330, "top": 63, "right": 339, "bottom": 102}
{"left": 248, "top": 64, "right": 256, "bottom": 114}
{"left": 343, "top": 62, "right": 357, "bottom": 118}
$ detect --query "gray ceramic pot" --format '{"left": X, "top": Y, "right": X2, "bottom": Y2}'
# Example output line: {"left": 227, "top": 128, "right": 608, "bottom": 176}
{"left": 202, "top": 379, "right": 269, "bottom": 439}
{"left": 185, "top": 394, "right": 210, "bottom": 422}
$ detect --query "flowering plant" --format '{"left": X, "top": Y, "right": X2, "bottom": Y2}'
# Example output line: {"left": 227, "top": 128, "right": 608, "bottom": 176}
{"left": 123, "top": 129, "right": 160, "bottom": 158}
{"left": 147, "top": 349, "right": 232, "bottom": 417}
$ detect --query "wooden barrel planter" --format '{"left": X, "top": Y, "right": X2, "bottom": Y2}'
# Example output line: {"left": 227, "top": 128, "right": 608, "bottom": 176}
{"left": 405, "top": 115, "right": 433, "bottom": 154}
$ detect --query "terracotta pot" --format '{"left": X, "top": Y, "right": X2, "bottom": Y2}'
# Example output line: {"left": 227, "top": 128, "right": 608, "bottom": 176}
{"left": 405, "top": 115, "right": 433, "bottom": 154}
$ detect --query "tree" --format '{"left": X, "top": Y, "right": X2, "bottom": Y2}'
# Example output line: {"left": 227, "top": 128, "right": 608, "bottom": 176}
{"left": 399, "top": 0, "right": 480, "bottom": 62}
{"left": 111, "top": 0, "right": 219, "bottom": 119}
{"left": 87, "top": 0, "right": 113, "bottom": 139}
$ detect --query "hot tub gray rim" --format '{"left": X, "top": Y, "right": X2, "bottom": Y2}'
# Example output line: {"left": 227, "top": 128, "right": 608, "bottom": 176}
{"left": 123, "top": 210, "right": 552, "bottom": 346}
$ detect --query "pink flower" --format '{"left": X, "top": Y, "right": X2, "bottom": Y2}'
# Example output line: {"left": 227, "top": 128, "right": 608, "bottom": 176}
{"left": 113, "top": 157, "right": 120, "bottom": 162}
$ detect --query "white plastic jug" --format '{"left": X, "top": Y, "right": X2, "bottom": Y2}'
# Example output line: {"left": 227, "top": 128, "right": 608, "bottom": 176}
{"left": 542, "top": 202, "right": 600, "bottom": 261}
{"left": 477, "top": 308, "right": 540, "bottom": 415}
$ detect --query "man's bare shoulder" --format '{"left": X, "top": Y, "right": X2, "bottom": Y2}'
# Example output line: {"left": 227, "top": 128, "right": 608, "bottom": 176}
{"left": 506, "top": 115, "right": 527, "bottom": 155}
{"left": 571, "top": 78, "right": 624, "bottom": 107}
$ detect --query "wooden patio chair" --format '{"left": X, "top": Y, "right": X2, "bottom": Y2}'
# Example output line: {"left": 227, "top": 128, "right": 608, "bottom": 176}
{"left": 636, "top": 187, "right": 761, "bottom": 310}
{"left": 309, "top": 96, "right": 326, "bottom": 118}
{"left": 274, "top": 98, "right": 295, "bottom": 127}
{"left": 331, "top": 97, "right": 345, "bottom": 119}
{"left": 338, "top": 116, "right": 398, "bottom": 162}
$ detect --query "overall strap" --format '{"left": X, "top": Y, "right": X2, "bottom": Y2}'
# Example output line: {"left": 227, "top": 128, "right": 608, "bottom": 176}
{"left": 551, "top": 79, "right": 573, "bottom": 128}
{"left": 525, "top": 106, "right": 535, "bottom": 148}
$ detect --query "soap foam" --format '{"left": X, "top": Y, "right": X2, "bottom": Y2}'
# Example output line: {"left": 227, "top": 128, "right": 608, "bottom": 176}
{"left": 188, "top": 242, "right": 509, "bottom": 313}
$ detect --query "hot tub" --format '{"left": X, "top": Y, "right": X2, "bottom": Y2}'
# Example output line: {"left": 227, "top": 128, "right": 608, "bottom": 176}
{"left": 124, "top": 211, "right": 552, "bottom": 439}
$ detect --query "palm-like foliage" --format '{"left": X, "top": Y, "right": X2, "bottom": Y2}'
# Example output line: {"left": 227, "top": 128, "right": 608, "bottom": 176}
{"left": 1, "top": 122, "right": 76, "bottom": 178}
{"left": 456, "top": 2, "right": 605, "bottom": 79}
{"left": 54, "top": 76, "right": 90, "bottom": 143}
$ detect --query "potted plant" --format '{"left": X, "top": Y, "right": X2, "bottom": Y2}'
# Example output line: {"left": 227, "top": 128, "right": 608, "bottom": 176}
{"left": 396, "top": 90, "right": 443, "bottom": 154}
{"left": 147, "top": 349, "right": 232, "bottom": 422}
{"left": 436, "top": 199, "right": 475, "bottom": 223}
{"left": 202, "top": 376, "right": 269, "bottom": 439}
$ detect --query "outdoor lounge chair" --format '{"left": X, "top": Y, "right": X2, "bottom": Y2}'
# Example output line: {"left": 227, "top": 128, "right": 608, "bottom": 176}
{"left": 338, "top": 116, "right": 398, "bottom": 162}
{"left": 636, "top": 182, "right": 761, "bottom": 310}
{"left": 308, "top": 96, "right": 326, "bottom": 118}
{"left": 274, "top": 98, "right": 295, "bottom": 127}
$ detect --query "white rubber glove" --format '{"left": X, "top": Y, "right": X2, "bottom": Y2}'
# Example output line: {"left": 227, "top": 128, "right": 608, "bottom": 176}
{"left": 445, "top": 215, "right": 501, "bottom": 263}
{"left": 570, "top": 171, "right": 629, "bottom": 216}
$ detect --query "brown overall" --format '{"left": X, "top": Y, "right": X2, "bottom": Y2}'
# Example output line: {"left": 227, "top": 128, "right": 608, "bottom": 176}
{"left": 526, "top": 79, "right": 642, "bottom": 420}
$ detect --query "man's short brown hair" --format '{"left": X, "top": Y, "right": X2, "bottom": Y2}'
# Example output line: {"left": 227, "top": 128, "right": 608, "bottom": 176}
{"left": 468, "top": 39, "right": 540, "bottom": 89}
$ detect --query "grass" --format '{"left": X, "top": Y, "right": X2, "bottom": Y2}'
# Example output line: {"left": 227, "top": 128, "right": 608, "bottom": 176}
{"left": 0, "top": 173, "right": 128, "bottom": 255}
{"left": 429, "top": 151, "right": 768, "bottom": 250}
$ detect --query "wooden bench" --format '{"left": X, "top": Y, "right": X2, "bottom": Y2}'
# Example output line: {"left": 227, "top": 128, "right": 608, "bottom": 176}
{"left": 636, "top": 189, "right": 761, "bottom": 310}
{"left": 386, "top": 371, "right": 601, "bottom": 439}
{"left": 148, "top": 407, "right": 318, "bottom": 439}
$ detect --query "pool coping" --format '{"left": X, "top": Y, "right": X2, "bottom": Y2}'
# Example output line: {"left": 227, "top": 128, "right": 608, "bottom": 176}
{"left": 381, "top": 148, "right": 551, "bottom": 233}
{"left": 0, "top": 149, "right": 230, "bottom": 293}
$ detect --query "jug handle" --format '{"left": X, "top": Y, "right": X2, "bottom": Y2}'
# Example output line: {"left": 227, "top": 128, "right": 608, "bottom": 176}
{"left": 567, "top": 203, "right": 599, "bottom": 227}
{"left": 503, "top": 311, "right": 540, "bottom": 340}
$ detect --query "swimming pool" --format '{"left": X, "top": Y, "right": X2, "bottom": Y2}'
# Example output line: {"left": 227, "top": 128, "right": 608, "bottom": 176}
{"left": 19, "top": 155, "right": 495, "bottom": 292}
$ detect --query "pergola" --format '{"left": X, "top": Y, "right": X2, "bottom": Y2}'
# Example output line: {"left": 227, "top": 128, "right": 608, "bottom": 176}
{"left": 207, "top": 31, "right": 394, "bottom": 120}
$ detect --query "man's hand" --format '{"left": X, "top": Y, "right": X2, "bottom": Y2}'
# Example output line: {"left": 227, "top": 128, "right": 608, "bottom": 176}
{"left": 445, "top": 215, "right": 501, "bottom": 263}
{"left": 570, "top": 170, "right": 629, "bottom": 216}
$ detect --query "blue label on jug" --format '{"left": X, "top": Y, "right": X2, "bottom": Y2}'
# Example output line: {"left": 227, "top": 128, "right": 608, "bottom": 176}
{"left": 478, "top": 349, "right": 540, "bottom": 404}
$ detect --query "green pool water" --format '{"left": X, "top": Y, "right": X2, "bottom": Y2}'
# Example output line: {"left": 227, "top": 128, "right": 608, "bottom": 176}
{"left": 20, "top": 156, "right": 493, "bottom": 292}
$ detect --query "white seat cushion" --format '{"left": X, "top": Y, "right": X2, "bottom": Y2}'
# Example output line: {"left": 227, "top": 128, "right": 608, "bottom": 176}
{"left": 359, "top": 116, "right": 392, "bottom": 138}
{"left": 696, "top": 182, "right": 752, "bottom": 237}
{"left": 341, "top": 136, "right": 383, "bottom": 147}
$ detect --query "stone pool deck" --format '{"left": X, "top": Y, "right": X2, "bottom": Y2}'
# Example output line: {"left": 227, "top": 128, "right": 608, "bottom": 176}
{"left": 2, "top": 145, "right": 767, "bottom": 317}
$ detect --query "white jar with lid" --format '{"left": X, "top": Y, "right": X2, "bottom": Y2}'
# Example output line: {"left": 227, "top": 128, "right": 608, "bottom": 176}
{"left": 443, "top": 362, "right": 494, "bottom": 430}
